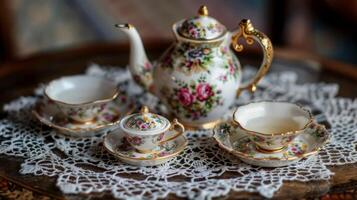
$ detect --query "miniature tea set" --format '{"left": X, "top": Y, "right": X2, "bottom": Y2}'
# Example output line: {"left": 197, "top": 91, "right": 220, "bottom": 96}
{"left": 32, "top": 5, "right": 329, "bottom": 167}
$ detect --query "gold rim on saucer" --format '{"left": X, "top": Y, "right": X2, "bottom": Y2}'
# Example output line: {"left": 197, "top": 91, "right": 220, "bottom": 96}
{"left": 213, "top": 122, "right": 330, "bottom": 161}
{"left": 104, "top": 135, "right": 188, "bottom": 161}
{"left": 254, "top": 145, "right": 287, "bottom": 154}
{"left": 33, "top": 102, "right": 135, "bottom": 134}
{"left": 182, "top": 119, "right": 222, "bottom": 130}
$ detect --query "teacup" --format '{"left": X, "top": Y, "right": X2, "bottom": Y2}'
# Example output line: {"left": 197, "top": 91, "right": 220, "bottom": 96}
{"left": 120, "top": 106, "right": 185, "bottom": 153}
{"left": 45, "top": 75, "right": 118, "bottom": 123}
{"left": 233, "top": 101, "right": 313, "bottom": 153}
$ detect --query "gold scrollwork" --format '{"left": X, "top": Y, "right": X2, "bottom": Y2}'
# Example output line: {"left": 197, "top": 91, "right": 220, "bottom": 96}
{"left": 231, "top": 19, "right": 273, "bottom": 96}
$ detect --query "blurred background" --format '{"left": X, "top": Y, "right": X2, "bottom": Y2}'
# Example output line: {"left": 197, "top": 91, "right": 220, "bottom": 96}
{"left": 0, "top": 0, "right": 356, "bottom": 65}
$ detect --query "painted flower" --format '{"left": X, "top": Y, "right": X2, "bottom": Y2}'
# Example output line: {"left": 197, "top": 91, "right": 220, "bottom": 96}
{"left": 289, "top": 143, "right": 306, "bottom": 156}
{"left": 220, "top": 46, "right": 228, "bottom": 54}
{"left": 127, "top": 136, "right": 143, "bottom": 145}
{"left": 162, "top": 76, "right": 223, "bottom": 121}
{"left": 228, "top": 60, "right": 235, "bottom": 75}
{"left": 156, "top": 133, "right": 165, "bottom": 142}
{"left": 187, "top": 48, "right": 203, "bottom": 59}
{"left": 218, "top": 75, "right": 227, "bottom": 82}
{"left": 140, "top": 123, "right": 149, "bottom": 129}
{"left": 177, "top": 88, "right": 195, "bottom": 106}
{"left": 103, "top": 113, "right": 114, "bottom": 122}
{"left": 157, "top": 151, "right": 170, "bottom": 157}
{"left": 143, "top": 61, "right": 152, "bottom": 70}
{"left": 118, "top": 138, "right": 132, "bottom": 151}
{"left": 253, "top": 135, "right": 265, "bottom": 142}
{"left": 196, "top": 83, "right": 214, "bottom": 101}
{"left": 203, "top": 48, "right": 211, "bottom": 55}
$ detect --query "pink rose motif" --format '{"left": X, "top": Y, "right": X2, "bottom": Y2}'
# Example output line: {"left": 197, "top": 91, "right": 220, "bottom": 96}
{"left": 177, "top": 88, "right": 195, "bottom": 106}
{"left": 229, "top": 61, "right": 235, "bottom": 75}
{"left": 144, "top": 62, "right": 152, "bottom": 70}
{"left": 157, "top": 133, "right": 165, "bottom": 142}
{"left": 219, "top": 75, "right": 227, "bottom": 82}
{"left": 103, "top": 113, "right": 114, "bottom": 122}
{"left": 140, "top": 123, "right": 149, "bottom": 130}
{"left": 196, "top": 83, "right": 214, "bottom": 101}
{"left": 127, "top": 136, "right": 142, "bottom": 145}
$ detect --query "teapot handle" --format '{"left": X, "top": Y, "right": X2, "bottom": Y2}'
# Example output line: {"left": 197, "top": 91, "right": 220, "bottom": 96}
{"left": 231, "top": 19, "right": 273, "bottom": 96}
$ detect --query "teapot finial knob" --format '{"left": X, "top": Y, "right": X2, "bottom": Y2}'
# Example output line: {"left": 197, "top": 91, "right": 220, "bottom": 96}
{"left": 140, "top": 106, "right": 149, "bottom": 114}
{"left": 198, "top": 5, "right": 209, "bottom": 16}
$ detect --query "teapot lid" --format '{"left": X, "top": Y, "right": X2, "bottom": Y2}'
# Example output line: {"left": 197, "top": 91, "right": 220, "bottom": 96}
{"left": 120, "top": 106, "right": 170, "bottom": 134}
{"left": 178, "top": 5, "right": 226, "bottom": 40}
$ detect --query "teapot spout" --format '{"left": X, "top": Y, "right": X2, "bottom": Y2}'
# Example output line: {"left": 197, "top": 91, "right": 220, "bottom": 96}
{"left": 115, "top": 24, "right": 153, "bottom": 91}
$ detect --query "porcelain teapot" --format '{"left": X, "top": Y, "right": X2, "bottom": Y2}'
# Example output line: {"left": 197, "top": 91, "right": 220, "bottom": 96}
{"left": 116, "top": 5, "right": 273, "bottom": 129}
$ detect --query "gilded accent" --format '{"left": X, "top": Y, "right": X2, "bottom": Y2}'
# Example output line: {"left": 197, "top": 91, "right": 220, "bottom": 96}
{"left": 213, "top": 123, "right": 330, "bottom": 161}
{"left": 232, "top": 101, "right": 314, "bottom": 137}
{"left": 231, "top": 19, "right": 273, "bottom": 96}
{"left": 104, "top": 137, "right": 188, "bottom": 161}
{"left": 182, "top": 119, "right": 222, "bottom": 130}
{"left": 198, "top": 5, "right": 209, "bottom": 16}
{"left": 115, "top": 23, "right": 133, "bottom": 29}
{"left": 160, "top": 118, "right": 185, "bottom": 143}
{"left": 172, "top": 22, "right": 227, "bottom": 44}
{"left": 255, "top": 145, "right": 287, "bottom": 154}
{"left": 33, "top": 104, "right": 134, "bottom": 134}
{"left": 44, "top": 88, "right": 118, "bottom": 107}
{"left": 140, "top": 106, "right": 149, "bottom": 114}
{"left": 69, "top": 117, "right": 97, "bottom": 125}
{"left": 136, "top": 148, "right": 161, "bottom": 154}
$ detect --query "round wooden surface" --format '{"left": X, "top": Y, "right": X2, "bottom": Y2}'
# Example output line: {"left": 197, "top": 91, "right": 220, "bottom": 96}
{"left": 0, "top": 41, "right": 356, "bottom": 199}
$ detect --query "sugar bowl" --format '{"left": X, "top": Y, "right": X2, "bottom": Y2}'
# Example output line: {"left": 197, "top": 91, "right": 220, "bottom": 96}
{"left": 119, "top": 106, "right": 185, "bottom": 153}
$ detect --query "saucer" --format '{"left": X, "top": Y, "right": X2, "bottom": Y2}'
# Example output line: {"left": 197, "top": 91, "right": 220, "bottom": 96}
{"left": 33, "top": 99, "right": 134, "bottom": 137}
{"left": 104, "top": 129, "right": 187, "bottom": 166}
{"left": 213, "top": 121, "right": 329, "bottom": 167}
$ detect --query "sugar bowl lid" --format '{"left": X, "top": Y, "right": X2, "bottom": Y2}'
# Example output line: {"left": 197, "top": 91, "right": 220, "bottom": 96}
{"left": 177, "top": 5, "right": 227, "bottom": 40}
{"left": 120, "top": 106, "right": 170, "bottom": 134}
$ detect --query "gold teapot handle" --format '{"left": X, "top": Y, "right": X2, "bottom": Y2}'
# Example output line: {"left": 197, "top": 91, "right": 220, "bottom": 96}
{"left": 231, "top": 19, "right": 273, "bottom": 96}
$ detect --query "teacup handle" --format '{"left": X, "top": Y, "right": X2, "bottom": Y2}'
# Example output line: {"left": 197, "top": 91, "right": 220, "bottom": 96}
{"left": 231, "top": 19, "right": 273, "bottom": 96}
{"left": 160, "top": 118, "right": 185, "bottom": 143}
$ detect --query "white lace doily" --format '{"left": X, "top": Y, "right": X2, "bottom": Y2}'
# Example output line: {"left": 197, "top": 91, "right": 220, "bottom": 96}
{"left": 0, "top": 64, "right": 356, "bottom": 199}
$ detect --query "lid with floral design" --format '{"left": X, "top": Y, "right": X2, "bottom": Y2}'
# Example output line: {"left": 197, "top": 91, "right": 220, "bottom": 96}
{"left": 177, "top": 5, "right": 227, "bottom": 40}
{"left": 120, "top": 106, "right": 170, "bottom": 134}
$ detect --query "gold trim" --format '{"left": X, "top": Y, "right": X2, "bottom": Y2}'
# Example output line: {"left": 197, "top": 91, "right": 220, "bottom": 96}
{"left": 104, "top": 136, "right": 188, "bottom": 161}
{"left": 115, "top": 23, "right": 133, "bottom": 29}
{"left": 231, "top": 19, "right": 273, "bottom": 96}
{"left": 135, "top": 148, "right": 162, "bottom": 154}
{"left": 69, "top": 117, "right": 97, "bottom": 125}
{"left": 172, "top": 21, "right": 227, "bottom": 44}
{"left": 140, "top": 106, "right": 149, "bottom": 114}
{"left": 213, "top": 122, "right": 330, "bottom": 161}
{"left": 160, "top": 118, "right": 185, "bottom": 143}
{"left": 232, "top": 101, "right": 314, "bottom": 137}
{"left": 44, "top": 76, "right": 119, "bottom": 107}
{"left": 32, "top": 103, "right": 135, "bottom": 134}
{"left": 255, "top": 145, "right": 287, "bottom": 154}
{"left": 198, "top": 5, "right": 209, "bottom": 16}
{"left": 182, "top": 119, "right": 221, "bottom": 130}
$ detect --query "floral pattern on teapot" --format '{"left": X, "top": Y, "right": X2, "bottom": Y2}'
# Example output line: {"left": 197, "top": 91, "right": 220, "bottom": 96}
{"left": 161, "top": 76, "right": 223, "bottom": 120}
{"left": 161, "top": 43, "right": 239, "bottom": 79}
{"left": 179, "top": 16, "right": 226, "bottom": 40}
{"left": 116, "top": 5, "right": 273, "bottom": 128}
